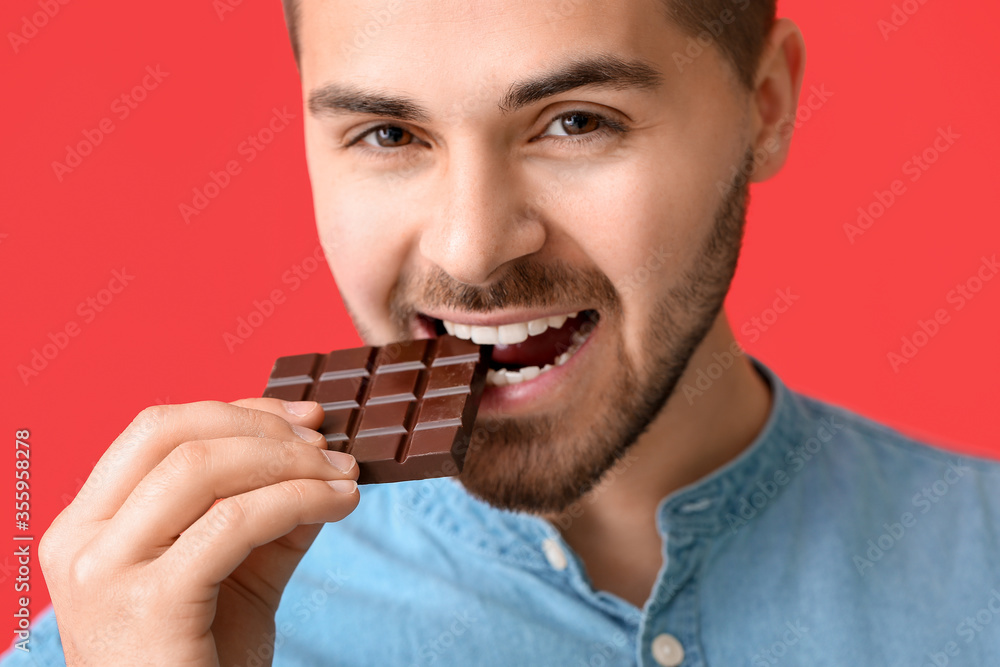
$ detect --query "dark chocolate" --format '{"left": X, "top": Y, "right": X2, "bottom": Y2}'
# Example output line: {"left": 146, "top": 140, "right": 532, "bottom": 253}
{"left": 262, "top": 336, "right": 491, "bottom": 484}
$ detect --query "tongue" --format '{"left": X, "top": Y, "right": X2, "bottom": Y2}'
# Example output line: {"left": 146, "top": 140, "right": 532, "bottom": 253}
{"left": 489, "top": 314, "right": 585, "bottom": 368}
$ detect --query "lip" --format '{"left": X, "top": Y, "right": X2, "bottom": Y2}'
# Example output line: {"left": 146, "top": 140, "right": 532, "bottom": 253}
{"left": 415, "top": 307, "right": 589, "bottom": 328}
{"left": 476, "top": 317, "right": 600, "bottom": 416}
{"left": 410, "top": 314, "right": 438, "bottom": 340}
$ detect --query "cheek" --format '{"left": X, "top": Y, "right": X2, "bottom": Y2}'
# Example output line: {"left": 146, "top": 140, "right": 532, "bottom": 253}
{"left": 309, "top": 147, "right": 413, "bottom": 334}
{"left": 539, "top": 131, "right": 739, "bottom": 357}
{"left": 545, "top": 152, "right": 717, "bottom": 307}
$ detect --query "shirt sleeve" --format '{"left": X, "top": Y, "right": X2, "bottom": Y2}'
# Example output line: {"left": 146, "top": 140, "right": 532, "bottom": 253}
{"left": 0, "top": 607, "right": 67, "bottom": 667}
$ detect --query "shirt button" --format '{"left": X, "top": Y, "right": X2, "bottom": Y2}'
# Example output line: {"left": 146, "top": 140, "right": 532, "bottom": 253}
{"left": 651, "top": 633, "right": 685, "bottom": 666}
{"left": 541, "top": 537, "right": 568, "bottom": 571}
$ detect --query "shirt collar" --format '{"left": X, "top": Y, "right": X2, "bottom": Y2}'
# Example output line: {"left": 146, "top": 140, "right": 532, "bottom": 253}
{"left": 401, "top": 354, "right": 814, "bottom": 559}
{"left": 652, "top": 354, "right": 814, "bottom": 535}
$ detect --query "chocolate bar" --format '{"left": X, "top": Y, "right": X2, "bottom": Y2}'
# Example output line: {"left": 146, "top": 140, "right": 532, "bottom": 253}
{"left": 262, "top": 336, "right": 491, "bottom": 484}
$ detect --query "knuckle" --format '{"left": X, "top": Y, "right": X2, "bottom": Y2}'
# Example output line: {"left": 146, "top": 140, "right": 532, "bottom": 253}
{"left": 166, "top": 440, "right": 211, "bottom": 476}
{"left": 125, "top": 473, "right": 168, "bottom": 511}
{"left": 192, "top": 399, "right": 235, "bottom": 421}
{"left": 277, "top": 478, "right": 313, "bottom": 508}
{"left": 236, "top": 405, "right": 279, "bottom": 439}
{"left": 67, "top": 549, "right": 105, "bottom": 590}
{"left": 276, "top": 439, "right": 307, "bottom": 468}
{"left": 209, "top": 497, "right": 250, "bottom": 534}
{"left": 228, "top": 396, "right": 263, "bottom": 409}
{"left": 133, "top": 404, "right": 170, "bottom": 433}
{"left": 113, "top": 405, "right": 173, "bottom": 453}
{"left": 38, "top": 529, "right": 60, "bottom": 574}
{"left": 256, "top": 441, "right": 298, "bottom": 485}
{"left": 38, "top": 510, "right": 79, "bottom": 576}
{"left": 197, "top": 498, "right": 255, "bottom": 559}
{"left": 194, "top": 399, "right": 227, "bottom": 410}
{"left": 307, "top": 444, "right": 334, "bottom": 470}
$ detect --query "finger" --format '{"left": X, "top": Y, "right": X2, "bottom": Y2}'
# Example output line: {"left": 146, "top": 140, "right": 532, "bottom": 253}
{"left": 229, "top": 397, "right": 324, "bottom": 430}
{"left": 157, "top": 477, "right": 360, "bottom": 590}
{"left": 226, "top": 523, "right": 326, "bottom": 610}
{"left": 103, "top": 435, "right": 357, "bottom": 561}
{"left": 72, "top": 400, "right": 324, "bottom": 523}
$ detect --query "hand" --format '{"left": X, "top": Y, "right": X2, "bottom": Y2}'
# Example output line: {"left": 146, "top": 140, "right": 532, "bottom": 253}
{"left": 38, "top": 398, "right": 359, "bottom": 666}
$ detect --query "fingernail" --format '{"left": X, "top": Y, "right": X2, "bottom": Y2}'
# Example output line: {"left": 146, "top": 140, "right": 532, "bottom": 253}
{"left": 291, "top": 424, "right": 324, "bottom": 443}
{"left": 284, "top": 400, "right": 318, "bottom": 417}
{"left": 328, "top": 479, "right": 358, "bottom": 494}
{"left": 322, "top": 449, "right": 356, "bottom": 474}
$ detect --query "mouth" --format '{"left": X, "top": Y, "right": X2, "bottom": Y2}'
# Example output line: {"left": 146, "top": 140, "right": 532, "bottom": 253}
{"left": 415, "top": 309, "right": 600, "bottom": 388}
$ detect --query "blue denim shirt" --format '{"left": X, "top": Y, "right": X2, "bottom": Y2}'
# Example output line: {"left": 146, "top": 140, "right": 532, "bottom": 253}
{"left": 6, "top": 356, "right": 1000, "bottom": 666}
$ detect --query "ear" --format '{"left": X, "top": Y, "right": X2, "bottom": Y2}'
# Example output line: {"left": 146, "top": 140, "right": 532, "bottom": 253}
{"left": 748, "top": 18, "right": 806, "bottom": 183}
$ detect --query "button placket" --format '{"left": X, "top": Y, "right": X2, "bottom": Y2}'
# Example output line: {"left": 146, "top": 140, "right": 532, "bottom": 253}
{"left": 638, "top": 527, "right": 709, "bottom": 667}
{"left": 651, "top": 633, "right": 685, "bottom": 666}
{"left": 645, "top": 580, "right": 708, "bottom": 666}
{"left": 541, "top": 537, "right": 569, "bottom": 571}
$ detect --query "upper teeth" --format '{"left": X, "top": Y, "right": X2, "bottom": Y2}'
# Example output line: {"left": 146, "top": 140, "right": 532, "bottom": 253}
{"left": 442, "top": 312, "right": 578, "bottom": 345}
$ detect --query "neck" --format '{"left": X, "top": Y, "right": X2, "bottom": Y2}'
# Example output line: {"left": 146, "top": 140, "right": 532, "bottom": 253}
{"left": 540, "top": 310, "right": 772, "bottom": 607}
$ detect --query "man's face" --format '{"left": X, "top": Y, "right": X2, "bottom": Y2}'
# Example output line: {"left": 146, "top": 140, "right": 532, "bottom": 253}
{"left": 299, "top": 0, "right": 754, "bottom": 513}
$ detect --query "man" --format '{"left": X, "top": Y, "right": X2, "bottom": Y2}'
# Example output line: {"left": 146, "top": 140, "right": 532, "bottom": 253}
{"left": 6, "top": 0, "right": 1000, "bottom": 665}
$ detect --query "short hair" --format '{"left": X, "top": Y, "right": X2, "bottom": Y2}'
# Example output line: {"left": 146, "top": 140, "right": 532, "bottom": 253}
{"left": 280, "top": 0, "right": 776, "bottom": 89}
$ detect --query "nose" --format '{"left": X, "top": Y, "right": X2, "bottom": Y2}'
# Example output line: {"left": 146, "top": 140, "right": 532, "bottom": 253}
{"left": 419, "top": 150, "right": 546, "bottom": 285}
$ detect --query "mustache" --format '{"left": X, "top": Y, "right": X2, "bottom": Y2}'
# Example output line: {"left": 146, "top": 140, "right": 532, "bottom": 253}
{"left": 393, "top": 258, "right": 621, "bottom": 316}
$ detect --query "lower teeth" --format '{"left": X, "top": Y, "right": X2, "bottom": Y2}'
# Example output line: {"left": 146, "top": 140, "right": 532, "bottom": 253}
{"left": 486, "top": 333, "right": 590, "bottom": 387}
{"left": 486, "top": 364, "right": 550, "bottom": 387}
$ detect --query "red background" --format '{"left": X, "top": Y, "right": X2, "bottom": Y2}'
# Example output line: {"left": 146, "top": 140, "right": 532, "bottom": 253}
{"left": 2, "top": 0, "right": 998, "bottom": 633}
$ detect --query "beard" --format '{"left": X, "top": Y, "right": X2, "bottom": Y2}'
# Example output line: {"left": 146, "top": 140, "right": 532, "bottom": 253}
{"left": 382, "top": 149, "right": 753, "bottom": 515}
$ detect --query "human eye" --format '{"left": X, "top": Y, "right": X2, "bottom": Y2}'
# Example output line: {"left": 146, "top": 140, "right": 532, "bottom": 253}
{"left": 345, "top": 109, "right": 630, "bottom": 162}
{"left": 537, "top": 110, "right": 630, "bottom": 147}
{"left": 347, "top": 124, "right": 424, "bottom": 161}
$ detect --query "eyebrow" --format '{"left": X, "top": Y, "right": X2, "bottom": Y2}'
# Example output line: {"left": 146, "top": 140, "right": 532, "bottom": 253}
{"left": 307, "top": 54, "right": 663, "bottom": 122}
